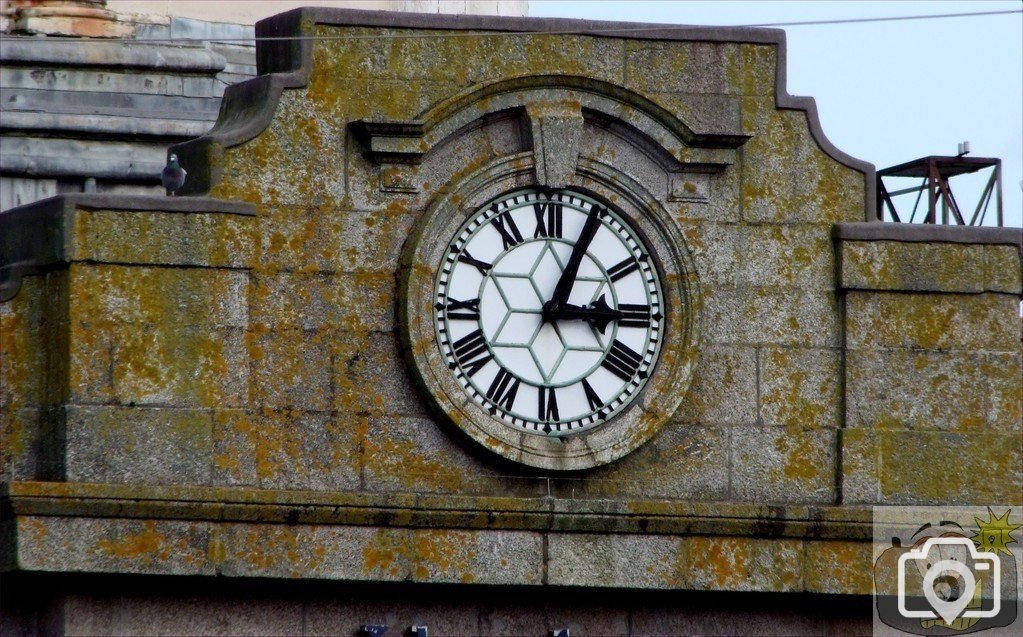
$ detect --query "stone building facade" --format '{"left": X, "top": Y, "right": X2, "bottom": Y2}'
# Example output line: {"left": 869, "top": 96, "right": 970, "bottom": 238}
{"left": 1, "top": 7, "right": 1021, "bottom": 636}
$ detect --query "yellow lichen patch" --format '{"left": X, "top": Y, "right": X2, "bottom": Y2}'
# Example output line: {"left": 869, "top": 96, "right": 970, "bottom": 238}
{"left": 361, "top": 528, "right": 410, "bottom": 579}
{"left": 95, "top": 521, "right": 172, "bottom": 564}
{"left": 412, "top": 530, "right": 478, "bottom": 583}
{"left": 687, "top": 536, "right": 752, "bottom": 590}
{"left": 233, "top": 526, "right": 327, "bottom": 578}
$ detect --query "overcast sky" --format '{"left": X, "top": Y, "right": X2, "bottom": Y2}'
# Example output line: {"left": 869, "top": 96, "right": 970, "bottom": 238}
{"left": 530, "top": 0, "right": 1023, "bottom": 227}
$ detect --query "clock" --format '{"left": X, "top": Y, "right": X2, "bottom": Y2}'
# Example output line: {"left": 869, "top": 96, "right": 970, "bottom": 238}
{"left": 434, "top": 188, "right": 663, "bottom": 435}
{"left": 399, "top": 174, "right": 698, "bottom": 470}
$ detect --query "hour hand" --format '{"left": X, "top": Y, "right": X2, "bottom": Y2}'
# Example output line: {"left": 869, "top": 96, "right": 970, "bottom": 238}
{"left": 550, "top": 295, "right": 624, "bottom": 334}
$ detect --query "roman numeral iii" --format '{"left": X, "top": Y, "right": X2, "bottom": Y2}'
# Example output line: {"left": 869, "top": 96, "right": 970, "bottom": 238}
{"left": 601, "top": 340, "right": 644, "bottom": 381}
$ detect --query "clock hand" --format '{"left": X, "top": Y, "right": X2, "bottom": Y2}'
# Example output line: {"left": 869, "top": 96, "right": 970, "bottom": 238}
{"left": 543, "top": 203, "right": 603, "bottom": 322}
{"left": 550, "top": 295, "right": 624, "bottom": 334}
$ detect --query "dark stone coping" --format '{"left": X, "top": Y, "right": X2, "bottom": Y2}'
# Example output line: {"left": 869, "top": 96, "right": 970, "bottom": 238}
{"left": 1, "top": 480, "right": 874, "bottom": 541}
{"left": 276, "top": 7, "right": 787, "bottom": 43}
{"left": 0, "top": 193, "right": 256, "bottom": 218}
{"left": 834, "top": 222, "right": 1023, "bottom": 250}
{"left": 174, "top": 7, "right": 876, "bottom": 221}
{"left": 0, "top": 194, "right": 255, "bottom": 302}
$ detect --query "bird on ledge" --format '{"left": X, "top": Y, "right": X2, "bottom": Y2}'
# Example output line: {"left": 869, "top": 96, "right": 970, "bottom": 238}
{"left": 162, "top": 154, "right": 187, "bottom": 196}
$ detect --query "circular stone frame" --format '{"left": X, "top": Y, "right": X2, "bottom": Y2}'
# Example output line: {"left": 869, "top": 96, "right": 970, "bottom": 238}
{"left": 398, "top": 153, "right": 701, "bottom": 470}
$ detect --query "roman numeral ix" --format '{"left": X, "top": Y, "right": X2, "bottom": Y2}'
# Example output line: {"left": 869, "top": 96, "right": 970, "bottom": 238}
{"left": 437, "top": 297, "right": 480, "bottom": 321}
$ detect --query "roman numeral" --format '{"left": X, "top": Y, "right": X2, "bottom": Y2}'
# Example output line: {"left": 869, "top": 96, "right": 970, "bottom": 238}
{"left": 490, "top": 206, "right": 524, "bottom": 250}
{"left": 618, "top": 303, "right": 651, "bottom": 328}
{"left": 581, "top": 378, "right": 605, "bottom": 412}
{"left": 451, "top": 329, "right": 492, "bottom": 377}
{"left": 533, "top": 201, "right": 563, "bottom": 238}
{"left": 607, "top": 257, "right": 640, "bottom": 282}
{"left": 486, "top": 368, "right": 520, "bottom": 413}
{"left": 437, "top": 297, "right": 480, "bottom": 321}
{"left": 456, "top": 249, "right": 492, "bottom": 275}
{"left": 537, "top": 386, "right": 559, "bottom": 422}
{"left": 601, "top": 340, "right": 644, "bottom": 381}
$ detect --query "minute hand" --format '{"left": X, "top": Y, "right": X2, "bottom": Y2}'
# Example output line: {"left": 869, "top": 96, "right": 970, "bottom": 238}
{"left": 551, "top": 204, "right": 603, "bottom": 306}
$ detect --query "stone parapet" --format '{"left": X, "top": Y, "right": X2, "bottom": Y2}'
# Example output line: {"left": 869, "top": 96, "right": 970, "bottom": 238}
{"left": 834, "top": 222, "right": 1023, "bottom": 505}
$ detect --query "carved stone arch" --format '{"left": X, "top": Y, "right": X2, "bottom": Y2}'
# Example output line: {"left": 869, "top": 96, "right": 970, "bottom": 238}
{"left": 350, "top": 73, "right": 751, "bottom": 190}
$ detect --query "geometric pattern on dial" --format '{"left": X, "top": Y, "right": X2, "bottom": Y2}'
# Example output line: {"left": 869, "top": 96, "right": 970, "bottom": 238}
{"left": 435, "top": 188, "right": 663, "bottom": 436}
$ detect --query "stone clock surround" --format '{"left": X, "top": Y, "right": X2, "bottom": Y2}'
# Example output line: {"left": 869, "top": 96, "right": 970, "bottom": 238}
{"left": 2, "top": 7, "right": 1021, "bottom": 633}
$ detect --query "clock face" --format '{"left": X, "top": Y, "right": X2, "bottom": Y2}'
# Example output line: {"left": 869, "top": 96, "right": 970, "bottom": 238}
{"left": 435, "top": 188, "right": 663, "bottom": 436}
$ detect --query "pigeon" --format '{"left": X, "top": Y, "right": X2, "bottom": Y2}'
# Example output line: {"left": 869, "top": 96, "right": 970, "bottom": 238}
{"left": 162, "top": 154, "right": 187, "bottom": 196}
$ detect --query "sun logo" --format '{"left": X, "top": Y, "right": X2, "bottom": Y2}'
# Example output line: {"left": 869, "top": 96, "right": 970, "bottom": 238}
{"left": 971, "top": 508, "right": 1021, "bottom": 556}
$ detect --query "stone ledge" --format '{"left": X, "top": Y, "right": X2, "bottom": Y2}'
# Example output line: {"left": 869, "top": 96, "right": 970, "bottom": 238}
{"left": 833, "top": 222, "right": 1023, "bottom": 248}
{"left": 835, "top": 235, "right": 1022, "bottom": 294}
{"left": 0, "top": 194, "right": 256, "bottom": 302}
{"left": 2, "top": 481, "right": 876, "bottom": 594}
{"left": 1, "top": 481, "right": 872, "bottom": 540}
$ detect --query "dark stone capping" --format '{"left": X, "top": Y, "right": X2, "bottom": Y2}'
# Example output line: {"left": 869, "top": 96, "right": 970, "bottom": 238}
{"left": 173, "top": 5, "right": 873, "bottom": 210}
{"left": 0, "top": 480, "right": 875, "bottom": 542}
{"left": 0, "top": 194, "right": 255, "bottom": 302}
{"left": 833, "top": 222, "right": 1023, "bottom": 251}
{"left": 261, "top": 7, "right": 787, "bottom": 44}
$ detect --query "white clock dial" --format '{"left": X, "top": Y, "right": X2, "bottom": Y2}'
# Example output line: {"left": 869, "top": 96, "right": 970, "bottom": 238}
{"left": 435, "top": 188, "right": 663, "bottom": 436}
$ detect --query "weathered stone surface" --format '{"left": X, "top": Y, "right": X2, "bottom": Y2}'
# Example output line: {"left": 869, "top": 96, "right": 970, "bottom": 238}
{"left": 740, "top": 97, "right": 864, "bottom": 224}
{"left": 211, "top": 408, "right": 258, "bottom": 487}
{"left": 759, "top": 347, "right": 842, "bottom": 429}
{"left": 841, "top": 428, "right": 1023, "bottom": 505}
{"left": 251, "top": 271, "right": 393, "bottom": 332}
{"left": 686, "top": 535, "right": 804, "bottom": 592}
{"left": 676, "top": 221, "right": 835, "bottom": 290}
{"left": 624, "top": 41, "right": 745, "bottom": 96}
{"left": 72, "top": 208, "right": 255, "bottom": 268}
{"left": 846, "top": 349, "right": 1020, "bottom": 431}
{"left": 548, "top": 533, "right": 688, "bottom": 589}
{"left": 984, "top": 244, "right": 1023, "bottom": 294}
{"left": 62, "top": 593, "right": 304, "bottom": 637}
{"left": 69, "top": 263, "right": 248, "bottom": 328}
{"left": 731, "top": 426, "right": 837, "bottom": 503}
{"left": 362, "top": 416, "right": 530, "bottom": 496}
{"left": 249, "top": 408, "right": 361, "bottom": 491}
{"left": 845, "top": 291, "right": 1019, "bottom": 352}
{"left": 566, "top": 424, "right": 730, "bottom": 501}
{"left": 839, "top": 240, "right": 987, "bottom": 293}
{"left": 803, "top": 540, "right": 873, "bottom": 595}
{"left": 675, "top": 347, "right": 757, "bottom": 425}
{"left": 64, "top": 405, "right": 213, "bottom": 485}
{"left": 16, "top": 516, "right": 213, "bottom": 576}
{"left": 248, "top": 328, "right": 332, "bottom": 410}
{"left": 702, "top": 284, "right": 840, "bottom": 347}
{"left": 332, "top": 331, "right": 428, "bottom": 418}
